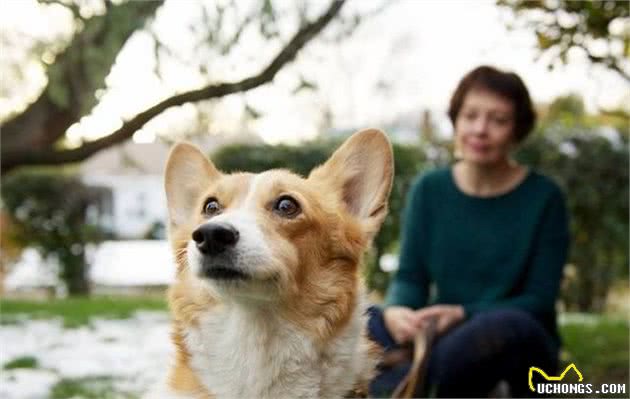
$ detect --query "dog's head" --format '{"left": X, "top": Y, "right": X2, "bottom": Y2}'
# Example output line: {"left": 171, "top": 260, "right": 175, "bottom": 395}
{"left": 164, "top": 129, "right": 393, "bottom": 313}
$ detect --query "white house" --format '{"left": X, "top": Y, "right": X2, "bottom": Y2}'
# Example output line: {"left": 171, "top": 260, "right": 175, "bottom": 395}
{"left": 79, "top": 141, "right": 170, "bottom": 239}
{"left": 82, "top": 174, "right": 166, "bottom": 239}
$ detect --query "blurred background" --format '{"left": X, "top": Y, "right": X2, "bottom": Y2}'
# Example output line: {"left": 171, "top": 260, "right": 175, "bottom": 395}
{"left": 0, "top": 0, "right": 628, "bottom": 398}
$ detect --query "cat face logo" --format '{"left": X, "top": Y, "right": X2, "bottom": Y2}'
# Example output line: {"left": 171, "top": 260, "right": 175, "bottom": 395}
{"left": 528, "top": 363, "right": 583, "bottom": 392}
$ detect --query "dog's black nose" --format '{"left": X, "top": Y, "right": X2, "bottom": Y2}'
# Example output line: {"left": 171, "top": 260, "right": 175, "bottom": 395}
{"left": 192, "top": 223, "right": 240, "bottom": 255}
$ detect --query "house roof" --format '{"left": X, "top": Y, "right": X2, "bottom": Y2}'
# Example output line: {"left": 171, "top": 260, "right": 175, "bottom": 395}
{"left": 79, "top": 133, "right": 263, "bottom": 176}
{"left": 80, "top": 142, "right": 170, "bottom": 175}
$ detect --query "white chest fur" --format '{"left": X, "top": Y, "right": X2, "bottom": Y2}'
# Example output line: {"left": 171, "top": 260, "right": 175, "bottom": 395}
{"left": 182, "top": 297, "right": 373, "bottom": 399}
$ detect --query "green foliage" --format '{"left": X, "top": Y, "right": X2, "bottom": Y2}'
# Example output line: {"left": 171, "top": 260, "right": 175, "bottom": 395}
{"left": 212, "top": 138, "right": 427, "bottom": 292}
{"left": 213, "top": 140, "right": 339, "bottom": 176}
{"left": 546, "top": 94, "right": 586, "bottom": 123}
{"left": 369, "top": 144, "right": 427, "bottom": 292}
{"left": 3, "top": 355, "right": 39, "bottom": 370}
{"left": 0, "top": 296, "right": 167, "bottom": 328}
{"left": 498, "top": 0, "right": 630, "bottom": 81}
{"left": 1, "top": 171, "right": 107, "bottom": 295}
{"left": 517, "top": 125, "right": 628, "bottom": 311}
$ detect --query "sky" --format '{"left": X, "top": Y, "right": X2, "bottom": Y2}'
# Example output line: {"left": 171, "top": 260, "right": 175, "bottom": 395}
{"left": 1, "top": 0, "right": 628, "bottom": 146}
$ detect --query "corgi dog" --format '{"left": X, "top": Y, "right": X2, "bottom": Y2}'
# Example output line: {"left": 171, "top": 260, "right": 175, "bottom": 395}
{"left": 153, "top": 129, "right": 393, "bottom": 398}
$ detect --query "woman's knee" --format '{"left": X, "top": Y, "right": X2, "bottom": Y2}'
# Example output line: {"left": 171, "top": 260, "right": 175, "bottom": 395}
{"left": 366, "top": 305, "right": 397, "bottom": 350}
{"left": 470, "top": 308, "right": 535, "bottom": 326}
{"left": 468, "top": 308, "right": 549, "bottom": 344}
{"left": 424, "top": 310, "right": 547, "bottom": 396}
{"left": 428, "top": 309, "right": 546, "bottom": 374}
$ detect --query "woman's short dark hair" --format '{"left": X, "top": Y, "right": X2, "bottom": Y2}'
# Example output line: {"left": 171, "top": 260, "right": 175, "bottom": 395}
{"left": 448, "top": 65, "right": 536, "bottom": 142}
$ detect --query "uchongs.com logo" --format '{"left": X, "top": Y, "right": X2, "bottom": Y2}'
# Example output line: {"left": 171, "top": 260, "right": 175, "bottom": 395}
{"left": 529, "top": 363, "right": 627, "bottom": 396}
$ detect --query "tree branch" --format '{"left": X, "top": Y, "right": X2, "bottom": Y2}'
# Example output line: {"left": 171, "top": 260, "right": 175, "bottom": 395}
{"left": 1, "top": 0, "right": 163, "bottom": 154}
{"left": 1, "top": 0, "right": 345, "bottom": 173}
{"left": 586, "top": 54, "right": 630, "bottom": 85}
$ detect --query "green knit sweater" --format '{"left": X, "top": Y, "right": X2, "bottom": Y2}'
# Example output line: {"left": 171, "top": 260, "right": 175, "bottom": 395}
{"left": 385, "top": 167, "right": 569, "bottom": 346}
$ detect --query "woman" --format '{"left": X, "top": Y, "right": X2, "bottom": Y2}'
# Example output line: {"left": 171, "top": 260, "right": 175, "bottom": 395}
{"left": 369, "top": 66, "right": 569, "bottom": 397}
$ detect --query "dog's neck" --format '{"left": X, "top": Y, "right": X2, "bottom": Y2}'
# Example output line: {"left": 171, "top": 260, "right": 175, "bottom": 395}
{"left": 178, "top": 292, "right": 373, "bottom": 399}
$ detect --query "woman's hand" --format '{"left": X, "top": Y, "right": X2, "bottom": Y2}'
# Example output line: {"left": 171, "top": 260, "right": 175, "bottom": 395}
{"left": 383, "top": 306, "right": 423, "bottom": 344}
{"left": 414, "top": 304, "right": 465, "bottom": 335}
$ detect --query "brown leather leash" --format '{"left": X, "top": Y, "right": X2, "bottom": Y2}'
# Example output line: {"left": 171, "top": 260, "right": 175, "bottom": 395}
{"left": 389, "top": 316, "right": 438, "bottom": 398}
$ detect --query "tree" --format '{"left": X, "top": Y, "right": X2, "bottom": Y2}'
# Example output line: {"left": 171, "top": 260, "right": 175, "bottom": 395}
{"left": 498, "top": 0, "right": 630, "bottom": 83}
{"left": 1, "top": 171, "right": 108, "bottom": 295}
{"left": 546, "top": 94, "right": 586, "bottom": 121}
{"left": 1, "top": 0, "right": 348, "bottom": 174}
{"left": 517, "top": 94, "right": 628, "bottom": 311}
{"left": 0, "top": 211, "right": 25, "bottom": 295}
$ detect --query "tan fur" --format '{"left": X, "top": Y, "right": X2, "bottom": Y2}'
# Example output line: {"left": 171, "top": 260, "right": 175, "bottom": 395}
{"left": 158, "top": 129, "right": 393, "bottom": 398}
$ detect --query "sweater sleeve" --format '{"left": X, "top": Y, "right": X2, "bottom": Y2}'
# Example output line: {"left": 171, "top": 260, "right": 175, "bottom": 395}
{"left": 463, "top": 187, "right": 570, "bottom": 319}
{"left": 384, "top": 177, "right": 431, "bottom": 309}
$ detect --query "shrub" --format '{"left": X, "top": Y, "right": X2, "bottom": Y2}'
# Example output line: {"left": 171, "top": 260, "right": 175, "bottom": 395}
{"left": 1, "top": 170, "right": 107, "bottom": 295}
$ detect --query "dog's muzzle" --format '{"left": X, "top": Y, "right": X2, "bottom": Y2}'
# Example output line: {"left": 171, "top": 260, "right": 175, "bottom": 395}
{"left": 192, "top": 223, "right": 248, "bottom": 280}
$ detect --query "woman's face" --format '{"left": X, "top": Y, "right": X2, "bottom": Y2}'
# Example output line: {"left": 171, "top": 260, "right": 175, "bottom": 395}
{"left": 454, "top": 89, "right": 516, "bottom": 167}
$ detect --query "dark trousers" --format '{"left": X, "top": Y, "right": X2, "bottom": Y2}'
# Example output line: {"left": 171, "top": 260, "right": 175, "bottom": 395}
{"left": 367, "top": 306, "right": 559, "bottom": 398}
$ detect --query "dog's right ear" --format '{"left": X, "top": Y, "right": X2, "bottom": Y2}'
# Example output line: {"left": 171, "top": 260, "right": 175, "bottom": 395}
{"left": 164, "top": 142, "right": 220, "bottom": 226}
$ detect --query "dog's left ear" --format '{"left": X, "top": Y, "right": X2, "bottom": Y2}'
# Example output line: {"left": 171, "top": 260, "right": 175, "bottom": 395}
{"left": 310, "top": 129, "right": 394, "bottom": 238}
{"left": 164, "top": 142, "right": 221, "bottom": 227}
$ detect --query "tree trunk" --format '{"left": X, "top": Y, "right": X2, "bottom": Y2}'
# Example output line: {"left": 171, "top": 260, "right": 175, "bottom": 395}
{"left": 577, "top": 255, "right": 596, "bottom": 312}
{"left": 1, "top": 0, "right": 163, "bottom": 172}
{"left": 60, "top": 250, "right": 90, "bottom": 296}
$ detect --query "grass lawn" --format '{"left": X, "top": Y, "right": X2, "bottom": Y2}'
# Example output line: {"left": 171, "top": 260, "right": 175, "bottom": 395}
{"left": 0, "top": 297, "right": 627, "bottom": 397}
{"left": 560, "top": 317, "right": 629, "bottom": 393}
{"left": 0, "top": 296, "right": 167, "bottom": 328}
{"left": 50, "top": 376, "right": 136, "bottom": 399}
{"left": 3, "top": 355, "right": 39, "bottom": 370}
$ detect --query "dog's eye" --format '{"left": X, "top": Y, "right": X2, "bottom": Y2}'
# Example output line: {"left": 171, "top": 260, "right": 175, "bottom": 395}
{"left": 273, "top": 196, "right": 300, "bottom": 218}
{"left": 203, "top": 198, "right": 222, "bottom": 216}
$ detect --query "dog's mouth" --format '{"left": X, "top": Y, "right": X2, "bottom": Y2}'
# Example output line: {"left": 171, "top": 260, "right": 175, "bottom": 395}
{"left": 201, "top": 263, "right": 249, "bottom": 281}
